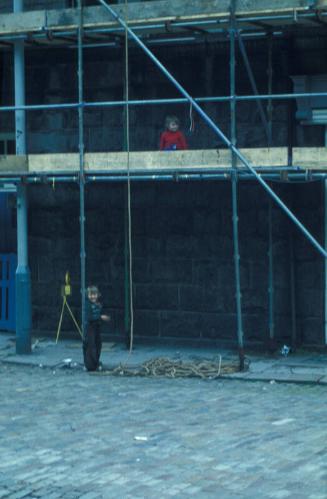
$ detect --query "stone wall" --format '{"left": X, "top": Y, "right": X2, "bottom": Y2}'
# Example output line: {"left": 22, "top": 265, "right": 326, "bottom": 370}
{"left": 2, "top": 36, "right": 326, "bottom": 152}
{"left": 1, "top": 16, "right": 326, "bottom": 347}
{"left": 28, "top": 180, "right": 324, "bottom": 347}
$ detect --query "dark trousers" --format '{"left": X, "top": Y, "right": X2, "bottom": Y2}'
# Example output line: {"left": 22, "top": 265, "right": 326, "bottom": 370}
{"left": 83, "top": 321, "right": 102, "bottom": 371}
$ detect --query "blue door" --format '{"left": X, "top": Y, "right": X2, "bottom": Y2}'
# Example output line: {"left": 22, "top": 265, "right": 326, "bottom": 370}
{"left": 0, "top": 254, "right": 17, "bottom": 331}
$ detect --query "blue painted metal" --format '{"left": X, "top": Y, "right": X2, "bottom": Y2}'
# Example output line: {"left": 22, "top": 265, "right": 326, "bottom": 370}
{"left": 0, "top": 194, "right": 10, "bottom": 252}
{"left": 3, "top": 91, "right": 327, "bottom": 113}
{"left": 0, "top": 253, "right": 17, "bottom": 331}
{"left": 16, "top": 184, "right": 31, "bottom": 354}
{"left": 97, "top": 0, "right": 327, "bottom": 259}
{"left": 14, "top": 0, "right": 31, "bottom": 354}
{"left": 268, "top": 200, "right": 274, "bottom": 344}
{"left": 77, "top": 0, "right": 86, "bottom": 335}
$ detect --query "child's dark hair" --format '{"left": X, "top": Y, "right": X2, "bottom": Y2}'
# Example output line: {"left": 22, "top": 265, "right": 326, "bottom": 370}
{"left": 165, "top": 115, "right": 180, "bottom": 129}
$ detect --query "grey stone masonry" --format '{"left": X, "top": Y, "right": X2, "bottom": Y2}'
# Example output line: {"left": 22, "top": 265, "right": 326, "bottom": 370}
{"left": 28, "top": 180, "right": 324, "bottom": 346}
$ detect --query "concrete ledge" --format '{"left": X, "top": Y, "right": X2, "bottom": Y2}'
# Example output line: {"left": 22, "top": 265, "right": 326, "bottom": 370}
{"left": 0, "top": 1, "right": 317, "bottom": 36}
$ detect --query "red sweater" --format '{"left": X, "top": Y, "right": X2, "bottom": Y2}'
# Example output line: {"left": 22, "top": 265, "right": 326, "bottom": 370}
{"left": 160, "top": 130, "right": 188, "bottom": 150}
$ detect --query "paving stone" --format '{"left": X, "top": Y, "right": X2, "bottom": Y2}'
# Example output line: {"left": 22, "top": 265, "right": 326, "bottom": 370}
{"left": 0, "top": 362, "right": 326, "bottom": 497}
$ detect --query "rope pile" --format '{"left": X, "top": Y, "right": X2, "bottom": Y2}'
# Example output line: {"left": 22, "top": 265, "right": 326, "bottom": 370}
{"left": 93, "top": 356, "right": 242, "bottom": 379}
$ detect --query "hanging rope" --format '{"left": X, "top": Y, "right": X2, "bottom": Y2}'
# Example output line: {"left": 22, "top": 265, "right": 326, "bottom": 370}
{"left": 189, "top": 102, "right": 195, "bottom": 133}
{"left": 125, "top": 0, "right": 134, "bottom": 354}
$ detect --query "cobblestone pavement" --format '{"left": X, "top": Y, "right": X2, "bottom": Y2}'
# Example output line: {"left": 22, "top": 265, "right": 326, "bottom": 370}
{"left": 0, "top": 363, "right": 326, "bottom": 499}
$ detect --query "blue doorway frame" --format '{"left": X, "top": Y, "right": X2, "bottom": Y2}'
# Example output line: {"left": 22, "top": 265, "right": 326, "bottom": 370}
{"left": 0, "top": 253, "right": 17, "bottom": 331}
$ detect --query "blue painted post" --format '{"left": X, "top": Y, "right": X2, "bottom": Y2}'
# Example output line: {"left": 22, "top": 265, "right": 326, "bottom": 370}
{"left": 14, "top": 0, "right": 31, "bottom": 354}
{"left": 77, "top": 0, "right": 86, "bottom": 334}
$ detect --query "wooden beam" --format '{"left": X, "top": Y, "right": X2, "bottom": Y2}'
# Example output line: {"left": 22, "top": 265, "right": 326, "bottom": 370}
{"left": 7, "top": 148, "right": 327, "bottom": 174}
{"left": 293, "top": 147, "right": 327, "bottom": 169}
{"left": 19, "top": 148, "right": 288, "bottom": 173}
{"left": 0, "top": 155, "right": 27, "bottom": 174}
{"left": 0, "top": 1, "right": 316, "bottom": 36}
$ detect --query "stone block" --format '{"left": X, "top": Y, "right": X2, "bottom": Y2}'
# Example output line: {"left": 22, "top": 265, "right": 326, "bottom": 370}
{"left": 104, "top": 256, "right": 125, "bottom": 283}
{"left": 160, "top": 311, "right": 201, "bottom": 339}
{"left": 296, "top": 289, "right": 323, "bottom": 318}
{"left": 32, "top": 282, "right": 57, "bottom": 308}
{"left": 193, "top": 208, "right": 221, "bottom": 235}
{"left": 133, "top": 258, "right": 152, "bottom": 283}
{"left": 165, "top": 235, "right": 199, "bottom": 258}
{"left": 132, "top": 235, "right": 163, "bottom": 258}
{"left": 242, "top": 288, "right": 268, "bottom": 313}
{"left": 150, "top": 258, "right": 192, "bottom": 284}
{"left": 198, "top": 235, "right": 233, "bottom": 259}
{"left": 192, "top": 259, "right": 219, "bottom": 286}
{"left": 274, "top": 314, "right": 292, "bottom": 341}
{"left": 33, "top": 305, "right": 62, "bottom": 332}
{"left": 100, "top": 284, "right": 124, "bottom": 309}
{"left": 274, "top": 287, "right": 292, "bottom": 316}
{"left": 243, "top": 313, "right": 267, "bottom": 342}
{"left": 248, "top": 261, "right": 267, "bottom": 291}
{"left": 199, "top": 313, "right": 237, "bottom": 340}
{"left": 297, "top": 317, "right": 324, "bottom": 345}
{"left": 296, "top": 260, "right": 324, "bottom": 289}
{"left": 134, "top": 284, "right": 179, "bottom": 311}
{"left": 134, "top": 310, "right": 160, "bottom": 338}
{"left": 179, "top": 285, "right": 221, "bottom": 313}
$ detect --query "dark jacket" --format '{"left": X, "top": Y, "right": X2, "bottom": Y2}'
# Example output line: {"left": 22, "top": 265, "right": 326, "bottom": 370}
{"left": 85, "top": 299, "right": 102, "bottom": 324}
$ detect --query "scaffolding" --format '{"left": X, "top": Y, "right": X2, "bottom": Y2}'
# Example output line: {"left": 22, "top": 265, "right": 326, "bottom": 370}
{"left": 1, "top": 0, "right": 327, "bottom": 363}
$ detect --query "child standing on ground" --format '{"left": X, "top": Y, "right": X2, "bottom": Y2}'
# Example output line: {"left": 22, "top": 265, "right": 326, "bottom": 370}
{"left": 83, "top": 285, "right": 110, "bottom": 372}
{"left": 159, "top": 115, "right": 188, "bottom": 151}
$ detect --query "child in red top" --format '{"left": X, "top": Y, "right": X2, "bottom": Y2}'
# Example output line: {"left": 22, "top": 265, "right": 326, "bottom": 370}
{"left": 160, "top": 115, "right": 188, "bottom": 151}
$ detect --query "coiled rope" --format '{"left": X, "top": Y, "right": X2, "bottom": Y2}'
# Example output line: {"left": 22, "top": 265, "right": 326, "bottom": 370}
{"left": 91, "top": 356, "right": 243, "bottom": 379}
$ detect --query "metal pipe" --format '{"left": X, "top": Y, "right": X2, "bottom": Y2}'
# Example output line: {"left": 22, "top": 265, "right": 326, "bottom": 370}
{"left": 325, "top": 177, "right": 327, "bottom": 344}
{"left": 124, "top": 185, "right": 131, "bottom": 347}
{"left": 2, "top": 91, "right": 327, "bottom": 113}
{"left": 268, "top": 199, "right": 274, "bottom": 349}
{"left": 289, "top": 222, "right": 297, "bottom": 350}
{"left": 230, "top": 2, "right": 245, "bottom": 370}
{"left": 97, "top": 0, "right": 327, "bottom": 259}
{"left": 14, "top": 0, "right": 31, "bottom": 355}
{"left": 2, "top": 173, "right": 327, "bottom": 183}
{"left": 267, "top": 34, "right": 273, "bottom": 146}
{"left": 77, "top": 0, "right": 86, "bottom": 335}
{"left": 237, "top": 32, "right": 270, "bottom": 142}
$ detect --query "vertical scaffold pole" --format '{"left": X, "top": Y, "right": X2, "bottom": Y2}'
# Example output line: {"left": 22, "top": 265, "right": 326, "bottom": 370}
{"left": 324, "top": 129, "right": 327, "bottom": 345}
{"left": 267, "top": 33, "right": 273, "bottom": 146}
{"left": 122, "top": 40, "right": 131, "bottom": 347}
{"left": 268, "top": 199, "right": 275, "bottom": 349}
{"left": 267, "top": 36, "right": 275, "bottom": 350}
{"left": 77, "top": 0, "right": 86, "bottom": 334}
{"left": 230, "top": 2, "right": 245, "bottom": 370}
{"left": 14, "top": 0, "right": 31, "bottom": 354}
